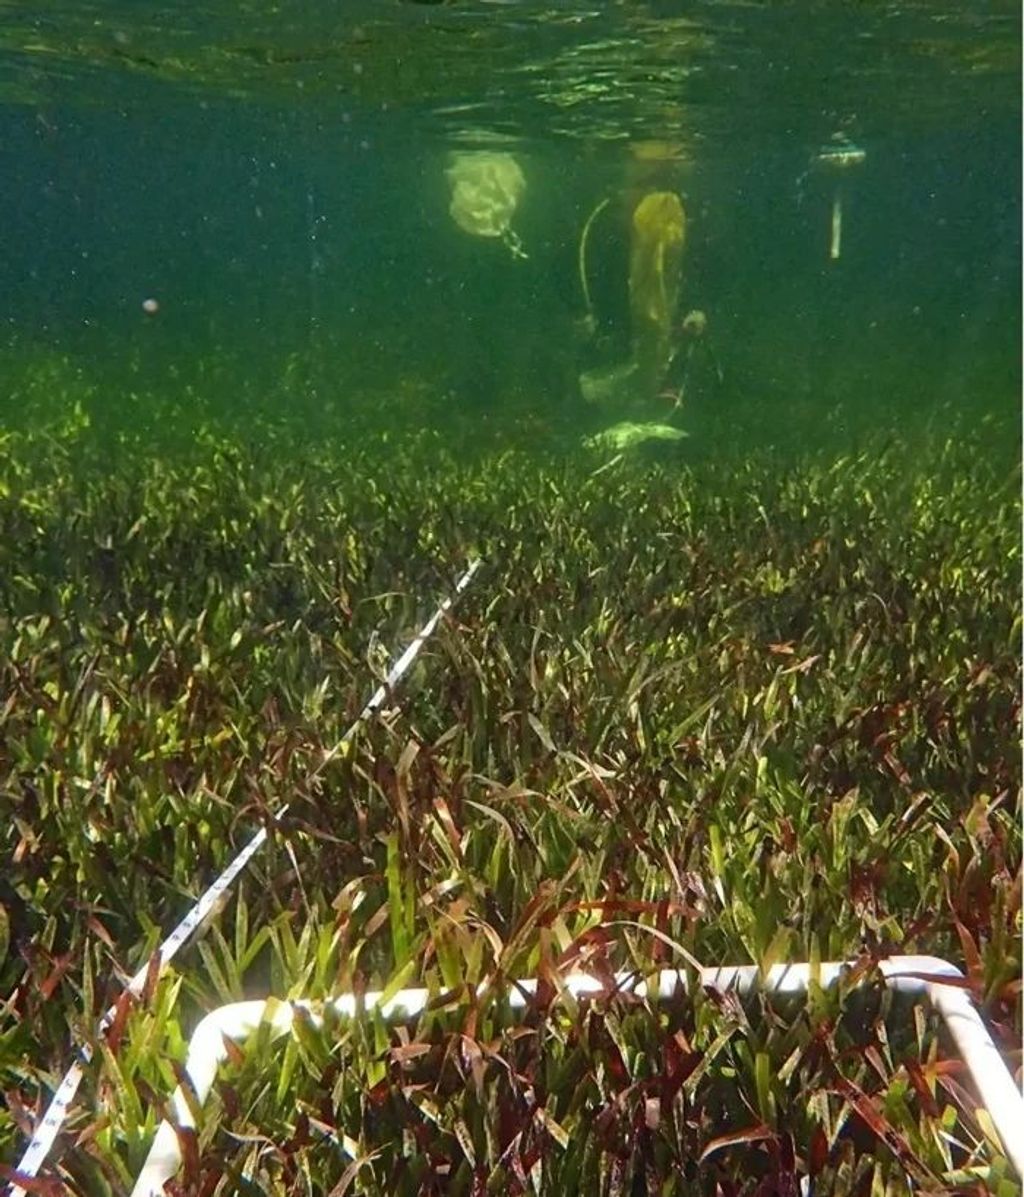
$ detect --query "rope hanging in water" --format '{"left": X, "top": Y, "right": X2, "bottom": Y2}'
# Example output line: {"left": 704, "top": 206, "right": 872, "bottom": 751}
{"left": 577, "top": 196, "right": 611, "bottom": 332}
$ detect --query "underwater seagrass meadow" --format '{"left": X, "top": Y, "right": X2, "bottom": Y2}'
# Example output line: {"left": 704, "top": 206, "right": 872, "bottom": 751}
{"left": 0, "top": 1, "right": 1021, "bottom": 1194}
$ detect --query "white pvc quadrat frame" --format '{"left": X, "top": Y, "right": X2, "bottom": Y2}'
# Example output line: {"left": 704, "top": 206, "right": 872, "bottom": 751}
{"left": 132, "top": 954, "right": 1024, "bottom": 1195}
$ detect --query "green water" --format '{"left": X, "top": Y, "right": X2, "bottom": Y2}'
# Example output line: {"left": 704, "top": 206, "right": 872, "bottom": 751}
{"left": 0, "top": 1, "right": 1019, "bottom": 460}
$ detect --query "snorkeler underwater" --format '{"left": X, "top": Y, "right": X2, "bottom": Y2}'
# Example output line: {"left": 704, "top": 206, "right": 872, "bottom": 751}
{"left": 443, "top": 140, "right": 727, "bottom": 455}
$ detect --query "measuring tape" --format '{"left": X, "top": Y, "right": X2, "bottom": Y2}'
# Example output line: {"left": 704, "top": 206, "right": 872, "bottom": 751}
{"left": 7, "top": 559, "right": 481, "bottom": 1194}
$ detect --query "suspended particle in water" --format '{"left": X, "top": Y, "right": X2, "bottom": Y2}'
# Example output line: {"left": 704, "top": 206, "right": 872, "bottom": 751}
{"left": 142, "top": 297, "right": 159, "bottom": 315}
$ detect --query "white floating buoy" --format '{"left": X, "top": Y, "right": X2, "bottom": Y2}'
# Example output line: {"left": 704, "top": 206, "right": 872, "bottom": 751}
{"left": 813, "top": 133, "right": 866, "bottom": 261}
